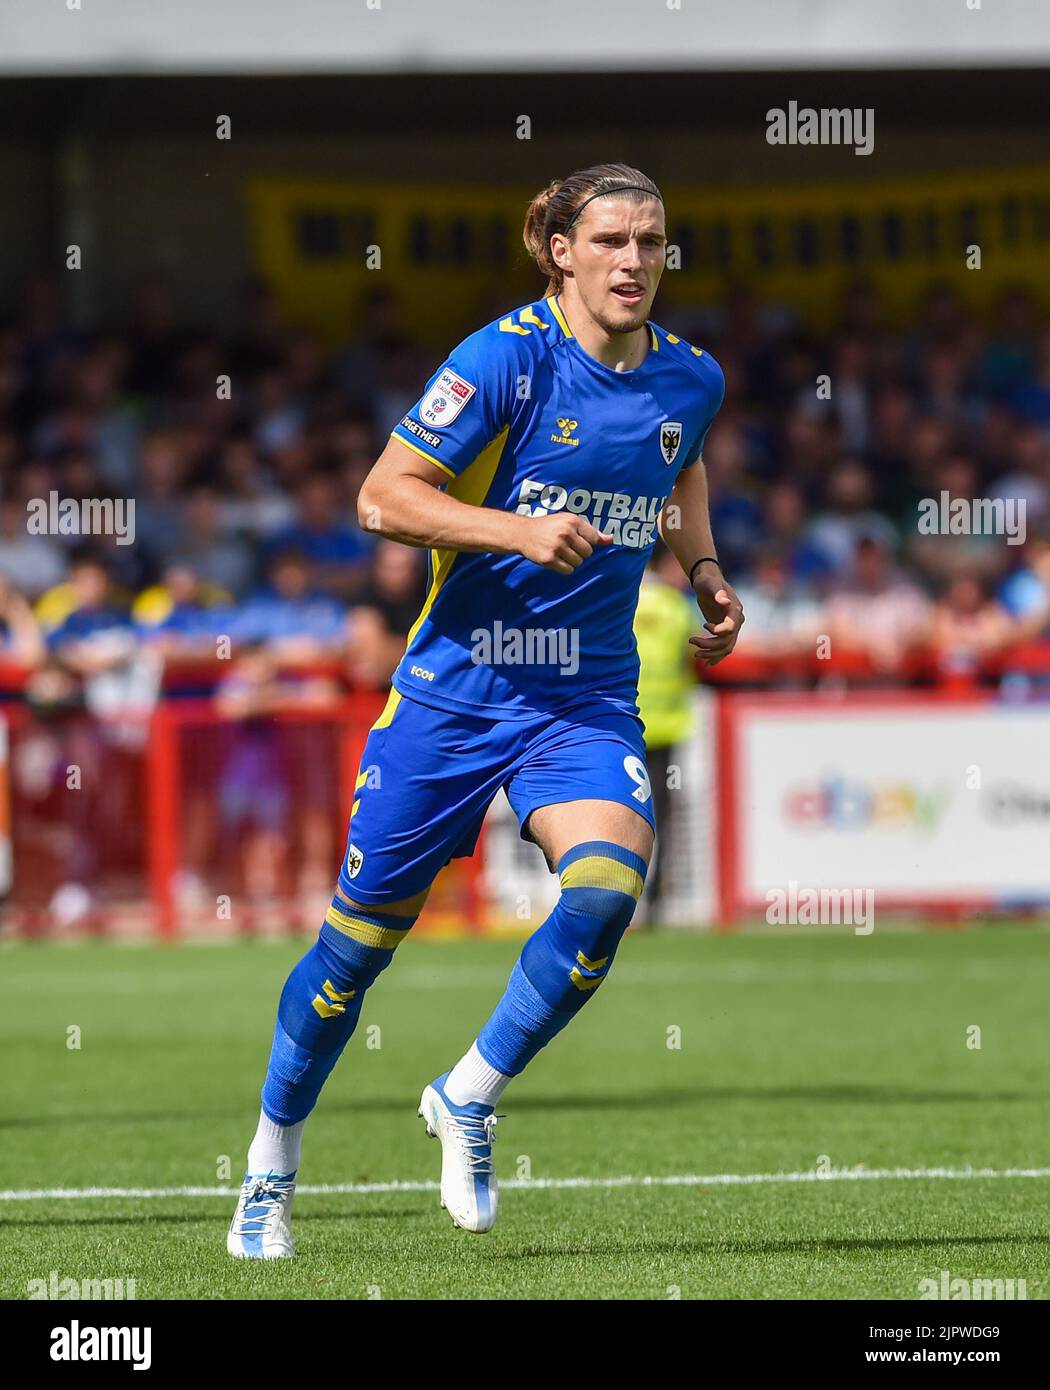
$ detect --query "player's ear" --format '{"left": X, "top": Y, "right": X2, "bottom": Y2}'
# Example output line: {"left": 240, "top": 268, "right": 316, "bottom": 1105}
{"left": 549, "top": 232, "right": 572, "bottom": 274}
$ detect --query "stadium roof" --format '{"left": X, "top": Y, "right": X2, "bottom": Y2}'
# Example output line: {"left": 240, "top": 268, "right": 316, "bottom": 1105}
{"left": 1, "top": 0, "right": 1047, "bottom": 75}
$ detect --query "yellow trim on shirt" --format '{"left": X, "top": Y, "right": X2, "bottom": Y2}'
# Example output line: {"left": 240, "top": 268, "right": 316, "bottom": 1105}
{"left": 402, "top": 426, "right": 511, "bottom": 653}
{"left": 546, "top": 294, "right": 573, "bottom": 339}
{"left": 390, "top": 430, "right": 457, "bottom": 479}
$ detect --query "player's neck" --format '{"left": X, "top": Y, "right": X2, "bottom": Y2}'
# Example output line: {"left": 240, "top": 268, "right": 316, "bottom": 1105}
{"left": 555, "top": 291, "right": 650, "bottom": 372}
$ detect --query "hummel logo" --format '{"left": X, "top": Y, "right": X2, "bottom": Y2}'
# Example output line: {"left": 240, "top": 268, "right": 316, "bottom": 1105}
{"left": 550, "top": 417, "right": 580, "bottom": 447}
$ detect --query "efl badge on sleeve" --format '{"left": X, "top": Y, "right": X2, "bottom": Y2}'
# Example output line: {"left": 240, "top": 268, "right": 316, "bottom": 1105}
{"left": 659, "top": 420, "right": 683, "bottom": 466}
{"left": 420, "top": 369, "right": 476, "bottom": 428}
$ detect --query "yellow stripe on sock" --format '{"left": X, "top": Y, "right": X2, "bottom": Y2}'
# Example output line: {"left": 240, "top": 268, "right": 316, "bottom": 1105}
{"left": 559, "top": 856, "right": 644, "bottom": 900}
{"left": 324, "top": 905, "right": 411, "bottom": 950}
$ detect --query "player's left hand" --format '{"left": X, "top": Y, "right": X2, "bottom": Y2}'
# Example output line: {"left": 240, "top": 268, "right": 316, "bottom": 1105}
{"left": 689, "top": 569, "right": 744, "bottom": 667}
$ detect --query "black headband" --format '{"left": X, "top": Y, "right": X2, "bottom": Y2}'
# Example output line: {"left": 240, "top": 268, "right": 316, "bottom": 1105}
{"left": 560, "top": 184, "right": 664, "bottom": 235}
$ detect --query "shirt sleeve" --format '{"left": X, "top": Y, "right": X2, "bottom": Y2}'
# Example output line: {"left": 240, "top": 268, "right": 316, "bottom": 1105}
{"left": 391, "top": 325, "right": 515, "bottom": 480}
{"left": 680, "top": 356, "right": 726, "bottom": 469}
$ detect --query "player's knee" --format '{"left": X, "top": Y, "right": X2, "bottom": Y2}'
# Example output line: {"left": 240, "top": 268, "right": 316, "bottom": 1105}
{"left": 521, "top": 841, "right": 647, "bottom": 1012}
{"left": 321, "top": 894, "right": 417, "bottom": 986}
{"left": 276, "top": 896, "right": 417, "bottom": 1053}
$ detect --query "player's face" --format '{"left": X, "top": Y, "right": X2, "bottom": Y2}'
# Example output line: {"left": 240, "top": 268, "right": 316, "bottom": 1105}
{"left": 555, "top": 197, "right": 666, "bottom": 335}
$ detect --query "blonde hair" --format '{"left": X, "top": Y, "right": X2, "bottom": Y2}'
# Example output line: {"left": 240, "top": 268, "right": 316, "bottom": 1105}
{"left": 522, "top": 163, "right": 663, "bottom": 297}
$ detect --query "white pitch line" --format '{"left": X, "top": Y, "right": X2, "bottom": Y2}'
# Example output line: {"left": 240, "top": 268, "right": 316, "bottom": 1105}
{"left": 2, "top": 1166, "right": 1049, "bottom": 1202}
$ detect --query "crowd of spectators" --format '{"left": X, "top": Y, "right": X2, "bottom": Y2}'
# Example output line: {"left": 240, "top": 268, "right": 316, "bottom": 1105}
{"left": 0, "top": 274, "right": 439, "bottom": 713}
{"left": 668, "top": 278, "right": 1050, "bottom": 678}
{"left": 2, "top": 270, "right": 1050, "bottom": 704}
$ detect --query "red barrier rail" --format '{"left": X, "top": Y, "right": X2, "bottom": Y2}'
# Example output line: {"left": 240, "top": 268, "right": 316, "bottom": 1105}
{"left": 3, "top": 694, "right": 486, "bottom": 939}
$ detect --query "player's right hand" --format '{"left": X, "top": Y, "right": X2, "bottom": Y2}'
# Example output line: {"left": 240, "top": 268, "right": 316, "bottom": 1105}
{"left": 517, "top": 514, "right": 613, "bottom": 574}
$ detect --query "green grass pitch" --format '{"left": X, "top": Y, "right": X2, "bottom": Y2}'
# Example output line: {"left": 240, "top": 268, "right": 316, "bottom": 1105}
{"left": 1, "top": 926, "right": 1046, "bottom": 1300}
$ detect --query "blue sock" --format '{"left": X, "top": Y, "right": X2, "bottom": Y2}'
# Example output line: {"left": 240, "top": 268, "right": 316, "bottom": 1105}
{"left": 261, "top": 896, "right": 416, "bottom": 1126}
{"left": 476, "top": 841, "right": 647, "bottom": 1076}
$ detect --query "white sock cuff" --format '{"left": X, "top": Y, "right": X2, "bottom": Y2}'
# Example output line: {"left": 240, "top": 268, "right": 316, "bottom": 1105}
{"left": 445, "top": 1041, "right": 511, "bottom": 1108}
{"left": 247, "top": 1108, "right": 305, "bottom": 1175}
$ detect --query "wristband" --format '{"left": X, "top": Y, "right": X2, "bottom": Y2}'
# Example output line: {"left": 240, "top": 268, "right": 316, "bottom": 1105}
{"left": 689, "top": 556, "right": 721, "bottom": 586}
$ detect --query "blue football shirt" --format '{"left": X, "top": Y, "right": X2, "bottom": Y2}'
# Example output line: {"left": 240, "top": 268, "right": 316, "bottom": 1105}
{"left": 389, "top": 293, "right": 724, "bottom": 720}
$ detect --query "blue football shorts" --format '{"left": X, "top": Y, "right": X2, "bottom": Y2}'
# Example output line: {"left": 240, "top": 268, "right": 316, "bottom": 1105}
{"left": 336, "top": 689, "right": 656, "bottom": 904}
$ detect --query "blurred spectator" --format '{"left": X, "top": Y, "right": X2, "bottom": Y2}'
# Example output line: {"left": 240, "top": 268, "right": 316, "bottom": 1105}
{"left": 228, "top": 276, "right": 285, "bottom": 377}
{"left": 214, "top": 646, "right": 342, "bottom": 914}
{"left": 134, "top": 561, "right": 234, "bottom": 661}
{"left": 632, "top": 544, "right": 701, "bottom": 924}
{"left": 38, "top": 550, "right": 161, "bottom": 728}
{"left": 264, "top": 471, "right": 374, "bottom": 600}
{"left": 987, "top": 422, "right": 1050, "bottom": 530}
{"left": 703, "top": 421, "right": 763, "bottom": 575}
{"left": 134, "top": 431, "right": 190, "bottom": 568}
{"left": 734, "top": 549, "right": 823, "bottom": 658}
{"left": 867, "top": 382, "right": 916, "bottom": 483}
{"left": 797, "top": 333, "right": 872, "bottom": 454}
{"left": 760, "top": 482, "right": 834, "bottom": 587}
{"left": 333, "top": 415, "right": 379, "bottom": 501}
{"left": 824, "top": 536, "right": 932, "bottom": 674}
{"left": 929, "top": 573, "right": 1032, "bottom": 677}
{"left": 337, "top": 285, "right": 429, "bottom": 433}
{"left": 15, "top": 659, "right": 106, "bottom": 934}
{"left": 253, "top": 367, "right": 305, "bottom": 456}
{"left": 348, "top": 539, "right": 426, "bottom": 686}
{"left": 38, "top": 549, "right": 132, "bottom": 656}
{"left": 998, "top": 534, "right": 1050, "bottom": 638}
{"left": 806, "top": 459, "right": 898, "bottom": 578}
{"left": 0, "top": 497, "right": 68, "bottom": 598}
{"left": 0, "top": 572, "right": 45, "bottom": 666}
{"left": 908, "top": 453, "right": 1008, "bottom": 586}
{"left": 124, "top": 275, "right": 182, "bottom": 396}
{"left": 217, "top": 434, "right": 297, "bottom": 541}
{"left": 235, "top": 549, "right": 347, "bottom": 660}
{"left": 1008, "top": 325, "right": 1050, "bottom": 429}
{"left": 175, "top": 486, "right": 253, "bottom": 598}
{"left": 981, "top": 287, "right": 1037, "bottom": 397}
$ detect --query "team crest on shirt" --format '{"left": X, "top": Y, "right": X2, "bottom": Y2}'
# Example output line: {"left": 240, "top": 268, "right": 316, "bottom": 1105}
{"left": 659, "top": 420, "right": 683, "bottom": 466}
{"left": 420, "top": 369, "right": 475, "bottom": 428}
{"left": 346, "top": 843, "right": 365, "bottom": 879}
